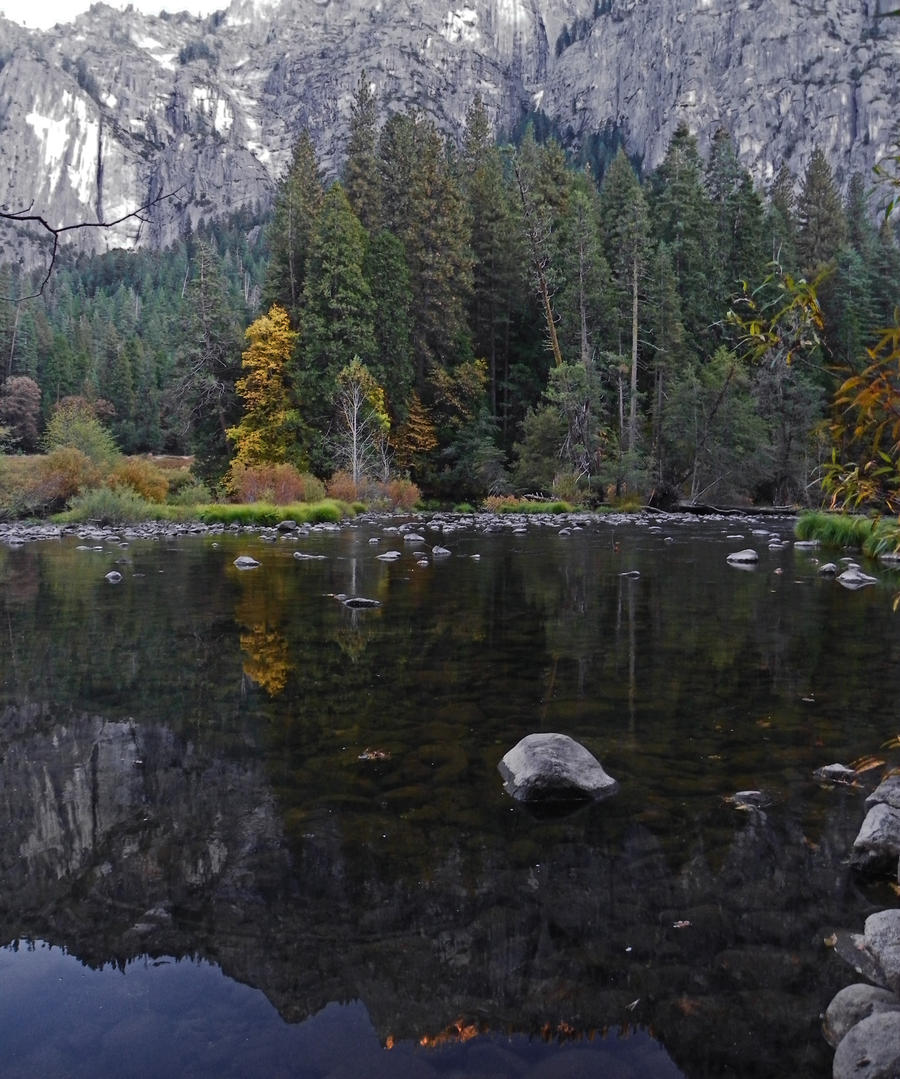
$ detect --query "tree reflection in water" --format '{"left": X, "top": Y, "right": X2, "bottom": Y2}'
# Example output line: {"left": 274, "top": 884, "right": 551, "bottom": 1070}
{"left": 0, "top": 519, "right": 895, "bottom": 1077}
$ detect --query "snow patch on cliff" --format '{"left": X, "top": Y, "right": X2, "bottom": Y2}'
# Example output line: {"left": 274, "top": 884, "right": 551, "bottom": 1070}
{"left": 25, "top": 92, "right": 99, "bottom": 209}
{"left": 441, "top": 7, "right": 480, "bottom": 44}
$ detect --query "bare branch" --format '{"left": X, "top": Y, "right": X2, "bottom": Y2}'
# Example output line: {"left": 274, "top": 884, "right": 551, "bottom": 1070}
{"left": 0, "top": 186, "right": 187, "bottom": 302}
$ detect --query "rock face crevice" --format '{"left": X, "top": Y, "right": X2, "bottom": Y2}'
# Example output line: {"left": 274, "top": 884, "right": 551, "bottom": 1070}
{"left": 0, "top": 0, "right": 897, "bottom": 263}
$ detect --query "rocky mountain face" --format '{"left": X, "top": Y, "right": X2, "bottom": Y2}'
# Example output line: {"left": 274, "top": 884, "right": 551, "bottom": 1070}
{"left": 0, "top": 0, "right": 897, "bottom": 261}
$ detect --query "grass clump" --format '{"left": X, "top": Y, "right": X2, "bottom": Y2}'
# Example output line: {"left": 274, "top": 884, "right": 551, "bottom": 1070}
{"left": 483, "top": 495, "right": 574, "bottom": 514}
{"left": 55, "top": 485, "right": 159, "bottom": 525}
{"left": 194, "top": 499, "right": 350, "bottom": 526}
{"left": 795, "top": 511, "right": 878, "bottom": 550}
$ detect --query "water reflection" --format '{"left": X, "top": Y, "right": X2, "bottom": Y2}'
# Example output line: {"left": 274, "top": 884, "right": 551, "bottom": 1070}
{"left": 0, "top": 519, "right": 896, "bottom": 1077}
{"left": 0, "top": 943, "right": 685, "bottom": 1078}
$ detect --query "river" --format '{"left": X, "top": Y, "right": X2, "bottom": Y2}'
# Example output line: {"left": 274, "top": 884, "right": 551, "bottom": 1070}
{"left": 0, "top": 513, "right": 896, "bottom": 1078}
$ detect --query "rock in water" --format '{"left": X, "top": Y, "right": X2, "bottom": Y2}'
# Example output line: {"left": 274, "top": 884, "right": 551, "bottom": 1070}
{"left": 498, "top": 733, "right": 618, "bottom": 803}
{"left": 726, "top": 548, "right": 759, "bottom": 564}
{"left": 824, "top": 984, "right": 900, "bottom": 1049}
{"left": 233, "top": 555, "right": 260, "bottom": 569}
{"left": 833, "top": 1012, "right": 900, "bottom": 1079}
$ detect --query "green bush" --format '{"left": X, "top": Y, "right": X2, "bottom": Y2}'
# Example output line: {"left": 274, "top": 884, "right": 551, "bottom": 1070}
{"left": 43, "top": 400, "right": 119, "bottom": 469}
{"left": 56, "top": 485, "right": 158, "bottom": 525}
{"left": 168, "top": 480, "right": 213, "bottom": 507}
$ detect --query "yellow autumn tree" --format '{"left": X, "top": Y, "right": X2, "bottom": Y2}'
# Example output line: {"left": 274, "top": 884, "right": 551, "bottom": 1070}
{"left": 227, "top": 304, "right": 300, "bottom": 475}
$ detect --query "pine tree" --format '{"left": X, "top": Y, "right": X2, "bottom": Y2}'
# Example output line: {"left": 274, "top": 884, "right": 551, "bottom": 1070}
{"left": 364, "top": 229, "right": 414, "bottom": 418}
{"left": 768, "top": 163, "right": 798, "bottom": 269}
{"left": 598, "top": 148, "right": 650, "bottom": 456}
{"left": 649, "top": 123, "right": 719, "bottom": 358}
{"left": 344, "top": 72, "right": 382, "bottom": 232}
{"left": 462, "top": 95, "right": 524, "bottom": 429}
{"left": 796, "top": 146, "right": 848, "bottom": 276}
{"left": 378, "top": 114, "right": 473, "bottom": 386}
{"left": 297, "top": 182, "right": 376, "bottom": 470}
{"left": 705, "top": 128, "right": 768, "bottom": 295}
{"left": 262, "top": 131, "right": 324, "bottom": 325}
{"left": 177, "top": 241, "right": 244, "bottom": 479}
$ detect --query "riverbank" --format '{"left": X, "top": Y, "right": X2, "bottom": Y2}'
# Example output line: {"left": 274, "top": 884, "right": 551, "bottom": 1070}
{"left": 0, "top": 505, "right": 801, "bottom": 548}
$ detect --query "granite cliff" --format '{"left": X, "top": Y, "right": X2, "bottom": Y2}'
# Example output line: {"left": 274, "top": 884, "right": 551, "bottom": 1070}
{"left": 0, "top": 0, "right": 897, "bottom": 259}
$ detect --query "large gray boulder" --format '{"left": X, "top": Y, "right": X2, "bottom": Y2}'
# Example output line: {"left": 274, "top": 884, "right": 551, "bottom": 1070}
{"left": 824, "top": 984, "right": 900, "bottom": 1048}
{"left": 850, "top": 804, "right": 900, "bottom": 875}
{"left": 867, "top": 775, "right": 900, "bottom": 811}
{"left": 833, "top": 1012, "right": 900, "bottom": 1079}
{"left": 864, "top": 911, "right": 900, "bottom": 995}
{"left": 498, "top": 733, "right": 618, "bottom": 804}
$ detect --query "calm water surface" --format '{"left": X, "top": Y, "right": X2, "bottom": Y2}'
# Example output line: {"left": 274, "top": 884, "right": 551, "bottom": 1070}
{"left": 0, "top": 515, "right": 898, "bottom": 1078}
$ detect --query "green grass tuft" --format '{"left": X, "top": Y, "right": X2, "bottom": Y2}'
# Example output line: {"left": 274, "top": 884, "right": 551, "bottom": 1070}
{"left": 194, "top": 499, "right": 351, "bottom": 526}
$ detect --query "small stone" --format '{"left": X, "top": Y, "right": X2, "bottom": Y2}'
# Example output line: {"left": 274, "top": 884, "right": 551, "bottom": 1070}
{"left": 726, "top": 548, "right": 758, "bottom": 564}
{"left": 233, "top": 555, "right": 260, "bottom": 569}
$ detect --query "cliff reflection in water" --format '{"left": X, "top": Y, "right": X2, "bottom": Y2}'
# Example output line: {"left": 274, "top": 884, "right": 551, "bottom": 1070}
{"left": 0, "top": 520, "right": 896, "bottom": 1077}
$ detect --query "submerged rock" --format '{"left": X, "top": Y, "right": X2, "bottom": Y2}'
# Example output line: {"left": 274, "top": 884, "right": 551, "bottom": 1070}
{"left": 498, "top": 733, "right": 618, "bottom": 804}
{"left": 233, "top": 555, "right": 260, "bottom": 569}
{"left": 342, "top": 597, "right": 381, "bottom": 609}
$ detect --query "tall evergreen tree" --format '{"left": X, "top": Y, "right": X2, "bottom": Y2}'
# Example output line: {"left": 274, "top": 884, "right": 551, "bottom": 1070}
{"left": 297, "top": 182, "right": 376, "bottom": 471}
{"left": 598, "top": 148, "right": 651, "bottom": 457}
{"left": 262, "top": 131, "right": 324, "bottom": 326}
{"left": 462, "top": 95, "right": 524, "bottom": 428}
{"left": 364, "top": 230, "right": 414, "bottom": 419}
{"left": 378, "top": 113, "right": 473, "bottom": 387}
{"left": 344, "top": 72, "right": 382, "bottom": 232}
{"left": 705, "top": 128, "right": 768, "bottom": 294}
{"left": 176, "top": 241, "right": 244, "bottom": 480}
{"left": 767, "top": 163, "right": 798, "bottom": 269}
{"left": 649, "top": 123, "right": 719, "bottom": 357}
{"left": 796, "top": 146, "right": 848, "bottom": 276}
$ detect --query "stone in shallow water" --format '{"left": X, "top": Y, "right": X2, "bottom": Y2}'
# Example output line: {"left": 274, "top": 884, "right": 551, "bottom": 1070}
{"left": 833, "top": 1012, "right": 900, "bottom": 1079}
{"left": 824, "top": 983, "right": 900, "bottom": 1048}
{"left": 498, "top": 733, "right": 618, "bottom": 803}
{"left": 850, "top": 804, "right": 900, "bottom": 876}
{"left": 726, "top": 548, "right": 758, "bottom": 564}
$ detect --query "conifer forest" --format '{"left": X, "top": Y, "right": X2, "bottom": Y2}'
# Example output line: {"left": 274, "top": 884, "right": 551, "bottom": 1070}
{"left": 1, "top": 85, "right": 899, "bottom": 511}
